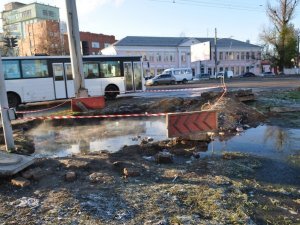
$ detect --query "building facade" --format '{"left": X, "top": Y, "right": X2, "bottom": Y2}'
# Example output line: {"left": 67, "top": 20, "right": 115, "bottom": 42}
{"left": 1, "top": 2, "right": 59, "bottom": 38}
{"left": 64, "top": 32, "right": 116, "bottom": 55}
{"left": 101, "top": 36, "right": 262, "bottom": 76}
{"left": 18, "top": 20, "right": 63, "bottom": 56}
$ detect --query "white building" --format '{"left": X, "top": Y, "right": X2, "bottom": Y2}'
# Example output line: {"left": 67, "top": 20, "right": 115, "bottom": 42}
{"left": 102, "top": 36, "right": 262, "bottom": 76}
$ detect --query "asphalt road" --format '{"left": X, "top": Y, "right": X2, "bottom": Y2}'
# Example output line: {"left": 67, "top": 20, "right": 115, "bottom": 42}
{"left": 145, "top": 76, "right": 300, "bottom": 92}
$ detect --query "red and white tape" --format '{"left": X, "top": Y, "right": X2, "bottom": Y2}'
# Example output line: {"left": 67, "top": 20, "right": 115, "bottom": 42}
{"left": 19, "top": 112, "right": 167, "bottom": 121}
{"left": 16, "top": 100, "right": 70, "bottom": 114}
{"left": 145, "top": 85, "right": 221, "bottom": 92}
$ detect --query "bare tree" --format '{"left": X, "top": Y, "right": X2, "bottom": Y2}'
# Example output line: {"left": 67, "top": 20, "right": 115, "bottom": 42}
{"left": 260, "top": 0, "right": 299, "bottom": 71}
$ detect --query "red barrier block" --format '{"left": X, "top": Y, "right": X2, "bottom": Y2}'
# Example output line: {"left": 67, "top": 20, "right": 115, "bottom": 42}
{"left": 167, "top": 110, "right": 218, "bottom": 138}
{"left": 71, "top": 96, "right": 105, "bottom": 112}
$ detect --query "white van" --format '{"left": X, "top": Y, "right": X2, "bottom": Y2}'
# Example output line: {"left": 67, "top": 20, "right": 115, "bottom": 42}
{"left": 210, "top": 70, "right": 234, "bottom": 79}
{"left": 163, "top": 68, "right": 193, "bottom": 83}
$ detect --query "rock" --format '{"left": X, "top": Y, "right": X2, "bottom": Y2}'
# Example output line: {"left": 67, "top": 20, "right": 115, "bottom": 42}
{"left": 11, "top": 177, "right": 30, "bottom": 187}
{"left": 88, "top": 172, "right": 109, "bottom": 183}
{"left": 21, "top": 167, "right": 44, "bottom": 180}
{"left": 123, "top": 167, "right": 141, "bottom": 177}
{"left": 155, "top": 151, "right": 173, "bottom": 164}
{"left": 65, "top": 171, "right": 76, "bottom": 181}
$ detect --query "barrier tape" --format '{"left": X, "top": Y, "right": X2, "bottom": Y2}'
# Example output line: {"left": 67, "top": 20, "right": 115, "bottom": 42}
{"left": 16, "top": 100, "right": 70, "bottom": 114}
{"left": 19, "top": 112, "right": 167, "bottom": 121}
{"left": 145, "top": 86, "right": 222, "bottom": 93}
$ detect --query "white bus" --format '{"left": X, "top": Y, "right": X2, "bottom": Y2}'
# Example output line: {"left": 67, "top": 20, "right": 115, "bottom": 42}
{"left": 2, "top": 55, "right": 144, "bottom": 107}
{"left": 162, "top": 68, "right": 193, "bottom": 83}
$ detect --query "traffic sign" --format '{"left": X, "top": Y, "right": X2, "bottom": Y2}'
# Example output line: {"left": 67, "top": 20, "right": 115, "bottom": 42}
{"left": 167, "top": 110, "right": 218, "bottom": 138}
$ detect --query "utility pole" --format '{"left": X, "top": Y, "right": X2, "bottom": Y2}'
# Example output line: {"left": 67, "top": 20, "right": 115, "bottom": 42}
{"left": 297, "top": 35, "right": 299, "bottom": 75}
{"left": 65, "top": 0, "right": 88, "bottom": 98}
{"left": 214, "top": 28, "right": 218, "bottom": 76}
{"left": 0, "top": 56, "right": 15, "bottom": 151}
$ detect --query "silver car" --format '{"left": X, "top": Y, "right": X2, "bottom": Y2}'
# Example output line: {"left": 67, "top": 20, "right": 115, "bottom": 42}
{"left": 145, "top": 74, "right": 176, "bottom": 86}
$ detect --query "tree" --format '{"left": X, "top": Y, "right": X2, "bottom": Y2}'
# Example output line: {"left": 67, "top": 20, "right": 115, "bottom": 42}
{"left": 259, "top": 0, "right": 299, "bottom": 72}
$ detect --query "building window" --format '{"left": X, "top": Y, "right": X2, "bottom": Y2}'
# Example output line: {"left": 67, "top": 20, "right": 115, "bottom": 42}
{"left": 164, "top": 53, "right": 169, "bottom": 62}
{"left": 251, "top": 52, "right": 255, "bottom": 59}
{"left": 181, "top": 52, "right": 186, "bottom": 63}
{"left": 104, "top": 43, "right": 111, "bottom": 48}
{"left": 21, "top": 10, "right": 31, "bottom": 19}
{"left": 156, "top": 53, "right": 162, "bottom": 62}
{"left": 149, "top": 53, "right": 154, "bottom": 62}
{"left": 49, "top": 11, "right": 54, "bottom": 17}
{"left": 170, "top": 53, "right": 175, "bottom": 62}
{"left": 91, "top": 42, "right": 100, "bottom": 48}
{"left": 241, "top": 52, "right": 245, "bottom": 60}
{"left": 219, "top": 52, "right": 223, "bottom": 60}
{"left": 257, "top": 52, "right": 261, "bottom": 60}
{"left": 229, "top": 52, "right": 233, "bottom": 60}
{"left": 236, "top": 52, "right": 240, "bottom": 60}
{"left": 246, "top": 52, "right": 250, "bottom": 60}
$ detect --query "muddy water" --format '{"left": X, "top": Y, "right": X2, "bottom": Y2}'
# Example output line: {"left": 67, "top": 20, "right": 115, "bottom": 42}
{"left": 28, "top": 118, "right": 167, "bottom": 158}
{"left": 28, "top": 118, "right": 300, "bottom": 161}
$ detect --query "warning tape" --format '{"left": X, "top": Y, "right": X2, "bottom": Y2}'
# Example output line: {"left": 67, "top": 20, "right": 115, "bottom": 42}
{"left": 145, "top": 86, "right": 221, "bottom": 92}
{"left": 19, "top": 112, "right": 167, "bottom": 121}
{"left": 16, "top": 100, "right": 70, "bottom": 114}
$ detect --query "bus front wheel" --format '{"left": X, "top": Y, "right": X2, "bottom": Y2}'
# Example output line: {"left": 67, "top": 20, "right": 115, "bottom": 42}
{"left": 7, "top": 92, "right": 21, "bottom": 108}
{"left": 105, "top": 85, "right": 119, "bottom": 100}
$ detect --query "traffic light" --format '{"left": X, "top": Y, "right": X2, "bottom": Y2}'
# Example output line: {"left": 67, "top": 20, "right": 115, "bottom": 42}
{"left": 10, "top": 37, "right": 17, "bottom": 47}
{"left": 3, "top": 37, "right": 18, "bottom": 48}
{"left": 4, "top": 37, "right": 11, "bottom": 47}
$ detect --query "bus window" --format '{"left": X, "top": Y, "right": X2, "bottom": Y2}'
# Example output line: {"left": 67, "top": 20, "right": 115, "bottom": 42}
{"left": 21, "top": 60, "right": 49, "bottom": 78}
{"left": 3, "top": 60, "right": 21, "bottom": 79}
{"left": 83, "top": 62, "right": 99, "bottom": 79}
{"left": 64, "top": 63, "right": 73, "bottom": 80}
{"left": 100, "top": 61, "right": 121, "bottom": 78}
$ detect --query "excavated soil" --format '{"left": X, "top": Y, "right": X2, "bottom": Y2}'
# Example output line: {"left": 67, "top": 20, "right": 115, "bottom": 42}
{"left": 0, "top": 89, "right": 300, "bottom": 225}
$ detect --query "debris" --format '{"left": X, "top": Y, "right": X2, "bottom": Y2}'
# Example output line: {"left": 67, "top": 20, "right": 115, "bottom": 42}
{"left": 16, "top": 197, "right": 39, "bottom": 208}
{"left": 65, "top": 171, "right": 76, "bottom": 181}
{"left": 21, "top": 167, "right": 44, "bottom": 180}
{"left": 11, "top": 177, "right": 30, "bottom": 187}
{"left": 123, "top": 168, "right": 141, "bottom": 177}
{"left": 155, "top": 151, "right": 173, "bottom": 164}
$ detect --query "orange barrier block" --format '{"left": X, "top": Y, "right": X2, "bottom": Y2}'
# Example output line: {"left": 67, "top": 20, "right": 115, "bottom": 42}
{"left": 167, "top": 110, "right": 218, "bottom": 138}
{"left": 71, "top": 96, "right": 105, "bottom": 112}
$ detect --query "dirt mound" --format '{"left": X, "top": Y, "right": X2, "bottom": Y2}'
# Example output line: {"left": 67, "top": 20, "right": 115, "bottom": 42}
{"left": 201, "top": 96, "right": 266, "bottom": 131}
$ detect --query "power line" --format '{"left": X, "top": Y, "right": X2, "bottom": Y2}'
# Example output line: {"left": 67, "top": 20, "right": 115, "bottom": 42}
{"left": 148, "top": 0, "right": 265, "bottom": 12}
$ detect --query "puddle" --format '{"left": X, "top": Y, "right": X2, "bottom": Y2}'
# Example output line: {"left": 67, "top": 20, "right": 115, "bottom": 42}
{"left": 28, "top": 118, "right": 167, "bottom": 158}
{"left": 28, "top": 118, "right": 300, "bottom": 160}
{"left": 206, "top": 125, "right": 300, "bottom": 160}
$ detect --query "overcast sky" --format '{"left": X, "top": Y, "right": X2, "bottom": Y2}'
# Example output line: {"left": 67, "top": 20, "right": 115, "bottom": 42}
{"left": 0, "top": 0, "right": 299, "bottom": 44}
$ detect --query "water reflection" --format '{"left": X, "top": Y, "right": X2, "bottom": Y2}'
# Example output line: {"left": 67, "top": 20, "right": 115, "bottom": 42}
{"left": 27, "top": 118, "right": 300, "bottom": 160}
{"left": 263, "top": 126, "right": 290, "bottom": 151}
{"left": 209, "top": 125, "right": 300, "bottom": 159}
{"left": 28, "top": 118, "right": 167, "bottom": 158}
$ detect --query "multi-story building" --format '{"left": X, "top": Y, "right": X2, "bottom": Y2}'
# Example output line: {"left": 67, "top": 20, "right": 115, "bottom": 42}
{"left": 63, "top": 32, "right": 116, "bottom": 55}
{"left": 1, "top": 2, "right": 59, "bottom": 38}
{"left": 18, "top": 20, "right": 63, "bottom": 56}
{"left": 101, "top": 36, "right": 262, "bottom": 76}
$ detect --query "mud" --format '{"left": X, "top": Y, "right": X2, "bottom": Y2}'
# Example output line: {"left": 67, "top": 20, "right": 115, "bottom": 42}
{"left": 0, "top": 89, "right": 300, "bottom": 225}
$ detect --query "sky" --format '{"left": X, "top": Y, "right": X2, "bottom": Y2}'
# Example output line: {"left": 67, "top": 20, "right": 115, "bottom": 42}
{"left": 0, "top": 0, "right": 299, "bottom": 45}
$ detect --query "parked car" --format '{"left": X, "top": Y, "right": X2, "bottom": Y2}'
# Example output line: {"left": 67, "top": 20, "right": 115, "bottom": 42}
{"left": 194, "top": 73, "right": 210, "bottom": 80}
{"left": 145, "top": 74, "right": 176, "bottom": 86}
{"left": 261, "top": 71, "right": 275, "bottom": 77}
{"left": 211, "top": 70, "right": 234, "bottom": 79}
{"left": 240, "top": 72, "right": 256, "bottom": 77}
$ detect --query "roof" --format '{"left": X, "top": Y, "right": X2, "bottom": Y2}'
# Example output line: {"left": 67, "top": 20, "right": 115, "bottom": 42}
{"left": 115, "top": 36, "right": 189, "bottom": 47}
{"left": 115, "top": 36, "right": 261, "bottom": 48}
